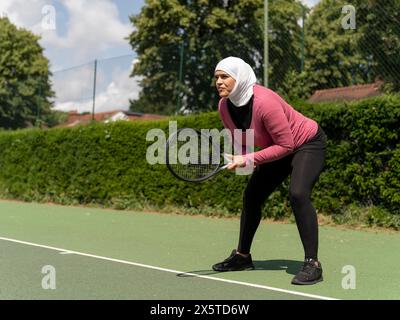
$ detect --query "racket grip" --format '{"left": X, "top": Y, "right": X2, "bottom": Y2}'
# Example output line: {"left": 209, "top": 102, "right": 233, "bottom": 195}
{"left": 221, "top": 163, "right": 231, "bottom": 170}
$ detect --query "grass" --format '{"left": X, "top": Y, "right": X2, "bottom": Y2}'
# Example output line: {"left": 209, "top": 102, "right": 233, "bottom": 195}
{"left": 1, "top": 194, "right": 399, "bottom": 234}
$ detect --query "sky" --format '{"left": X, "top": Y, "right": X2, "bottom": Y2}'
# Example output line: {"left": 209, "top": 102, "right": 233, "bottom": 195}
{"left": 0, "top": 0, "right": 320, "bottom": 113}
{"left": 302, "top": 0, "right": 320, "bottom": 7}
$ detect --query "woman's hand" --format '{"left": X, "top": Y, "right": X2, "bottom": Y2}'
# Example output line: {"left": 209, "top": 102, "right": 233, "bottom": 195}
{"left": 224, "top": 154, "right": 247, "bottom": 170}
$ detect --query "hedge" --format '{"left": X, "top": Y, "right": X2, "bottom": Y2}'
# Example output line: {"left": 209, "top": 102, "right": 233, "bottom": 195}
{"left": 0, "top": 95, "right": 399, "bottom": 228}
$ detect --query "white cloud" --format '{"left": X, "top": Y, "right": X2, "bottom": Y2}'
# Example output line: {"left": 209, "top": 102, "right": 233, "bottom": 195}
{"left": 41, "top": 0, "right": 131, "bottom": 60}
{"left": 53, "top": 68, "right": 142, "bottom": 114}
{"left": 0, "top": 0, "right": 48, "bottom": 31}
{"left": 1, "top": 0, "right": 133, "bottom": 66}
{"left": 52, "top": 64, "right": 95, "bottom": 104}
{"left": 300, "top": 0, "right": 321, "bottom": 7}
{"left": 44, "top": 0, "right": 139, "bottom": 113}
{"left": 93, "top": 67, "right": 142, "bottom": 113}
{"left": 1, "top": 0, "right": 141, "bottom": 113}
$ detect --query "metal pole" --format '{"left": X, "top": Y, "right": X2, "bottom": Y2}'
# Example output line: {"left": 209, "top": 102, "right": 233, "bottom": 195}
{"left": 301, "top": 4, "right": 305, "bottom": 72}
{"left": 36, "top": 98, "right": 40, "bottom": 127}
{"left": 92, "top": 59, "right": 98, "bottom": 121}
{"left": 264, "top": 0, "right": 269, "bottom": 87}
{"left": 176, "top": 41, "right": 184, "bottom": 114}
{"left": 36, "top": 81, "right": 41, "bottom": 128}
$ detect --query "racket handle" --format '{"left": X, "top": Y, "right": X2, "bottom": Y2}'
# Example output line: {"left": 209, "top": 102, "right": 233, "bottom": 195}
{"left": 221, "top": 163, "right": 231, "bottom": 170}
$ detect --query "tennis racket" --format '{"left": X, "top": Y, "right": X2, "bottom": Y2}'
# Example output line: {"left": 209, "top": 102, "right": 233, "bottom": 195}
{"left": 165, "top": 128, "right": 232, "bottom": 182}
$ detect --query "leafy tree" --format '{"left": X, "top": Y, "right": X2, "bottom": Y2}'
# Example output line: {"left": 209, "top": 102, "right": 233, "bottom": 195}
{"left": 355, "top": 0, "right": 400, "bottom": 91}
{"left": 42, "top": 110, "right": 69, "bottom": 128}
{"left": 129, "top": 0, "right": 303, "bottom": 114}
{"left": 265, "top": 0, "right": 304, "bottom": 91}
{"left": 303, "top": 0, "right": 366, "bottom": 95}
{"left": 278, "top": 70, "right": 312, "bottom": 101}
{"left": 0, "top": 17, "right": 54, "bottom": 129}
{"left": 300, "top": 0, "right": 400, "bottom": 98}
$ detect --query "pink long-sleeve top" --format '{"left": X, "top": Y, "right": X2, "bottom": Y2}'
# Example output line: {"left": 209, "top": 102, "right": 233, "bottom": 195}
{"left": 218, "top": 84, "right": 318, "bottom": 165}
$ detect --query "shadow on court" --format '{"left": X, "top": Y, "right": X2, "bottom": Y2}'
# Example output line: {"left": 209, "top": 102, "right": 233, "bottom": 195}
{"left": 253, "top": 259, "right": 303, "bottom": 275}
{"left": 176, "top": 259, "right": 303, "bottom": 277}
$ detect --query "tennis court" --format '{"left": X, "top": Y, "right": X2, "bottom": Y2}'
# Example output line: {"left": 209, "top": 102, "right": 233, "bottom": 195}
{"left": 0, "top": 200, "right": 399, "bottom": 300}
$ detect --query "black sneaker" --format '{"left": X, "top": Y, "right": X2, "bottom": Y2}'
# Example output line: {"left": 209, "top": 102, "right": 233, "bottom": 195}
{"left": 291, "top": 258, "right": 323, "bottom": 285}
{"left": 212, "top": 249, "right": 255, "bottom": 272}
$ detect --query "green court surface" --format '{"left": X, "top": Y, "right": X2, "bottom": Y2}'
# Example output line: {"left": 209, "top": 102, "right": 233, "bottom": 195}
{"left": 0, "top": 200, "right": 399, "bottom": 300}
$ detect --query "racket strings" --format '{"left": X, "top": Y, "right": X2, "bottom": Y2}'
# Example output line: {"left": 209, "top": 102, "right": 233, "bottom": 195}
{"left": 168, "top": 133, "right": 222, "bottom": 180}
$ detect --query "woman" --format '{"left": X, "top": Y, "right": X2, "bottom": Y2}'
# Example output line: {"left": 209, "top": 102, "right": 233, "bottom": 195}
{"left": 212, "top": 57, "right": 327, "bottom": 285}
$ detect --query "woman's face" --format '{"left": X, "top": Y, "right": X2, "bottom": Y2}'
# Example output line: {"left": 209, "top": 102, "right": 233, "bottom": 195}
{"left": 215, "top": 70, "right": 236, "bottom": 98}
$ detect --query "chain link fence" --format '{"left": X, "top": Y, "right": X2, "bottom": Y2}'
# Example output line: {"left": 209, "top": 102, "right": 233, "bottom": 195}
{"left": 269, "top": 0, "right": 400, "bottom": 102}
{"left": 51, "top": 1, "right": 400, "bottom": 117}
{"left": 51, "top": 54, "right": 140, "bottom": 116}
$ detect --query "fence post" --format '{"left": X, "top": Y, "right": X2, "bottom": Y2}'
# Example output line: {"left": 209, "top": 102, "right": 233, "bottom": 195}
{"left": 92, "top": 59, "right": 98, "bottom": 121}
{"left": 264, "top": 0, "right": 269, "bottom": 87}
{"left": 177, "top": 41, "right": 185, "bottom": 114}
{"left": 36, "top": 80, "right": 41, "bottom": 128}
{"left": 301, "top": 4, "right": 305, "bottom": 72}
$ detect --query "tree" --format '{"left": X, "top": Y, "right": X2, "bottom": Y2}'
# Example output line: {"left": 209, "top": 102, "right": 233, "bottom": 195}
{"left": 355, "top": 0, "right": 400, "bottom": 91}
{"left": 300, "top": 0, "right": 400, "bottom": 98}
{"left": 303, "top": 0, "right": 366, "bottom": 96}
{"left": 128, "top": 0, "right": 303, "bottom": 114}
{"left": 0, "top": 17, "right": 54, "bottom": 129}
{"left": 265, "top": 0, "right": 304, "bottom": 91}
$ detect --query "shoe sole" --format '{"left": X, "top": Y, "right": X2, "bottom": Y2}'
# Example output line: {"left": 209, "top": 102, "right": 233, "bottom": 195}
{"left": 212, "top": 265, "right": 255, "bottom": 272}
{"left": 291, "top": 276, "right": 323, "bottom": 285}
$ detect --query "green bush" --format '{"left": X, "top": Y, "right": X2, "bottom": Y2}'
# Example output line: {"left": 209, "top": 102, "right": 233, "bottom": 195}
{"left": 0, "top": 94, "right": 399, "bottom": 228}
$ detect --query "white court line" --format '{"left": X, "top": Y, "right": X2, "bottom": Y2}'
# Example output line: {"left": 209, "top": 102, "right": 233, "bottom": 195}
{"left": 0, "top": 236, "right": 338, "bottom": 300}
{"left": 59, "top": 251, "right": 73, "bottom": 255}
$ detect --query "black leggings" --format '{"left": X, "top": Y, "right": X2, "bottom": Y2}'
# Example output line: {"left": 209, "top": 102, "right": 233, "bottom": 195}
{"left": 238, "top": 126, "right": 327, "bottom": 260}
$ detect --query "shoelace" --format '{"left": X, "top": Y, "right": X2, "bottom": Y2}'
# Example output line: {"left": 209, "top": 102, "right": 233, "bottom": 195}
{"left": 223, "top": 252, "right": 237, "bottom": 263}
{"left": 301, "top": 261, "right": 319, "bottom": 274}
{"left": 224, "top": 252, "right": 248, "bottom": 264}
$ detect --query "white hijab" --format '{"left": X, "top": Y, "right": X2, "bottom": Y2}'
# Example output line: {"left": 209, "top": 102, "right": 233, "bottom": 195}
{"left": 215, "top": 57, "right": 257, "bottom": 107}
